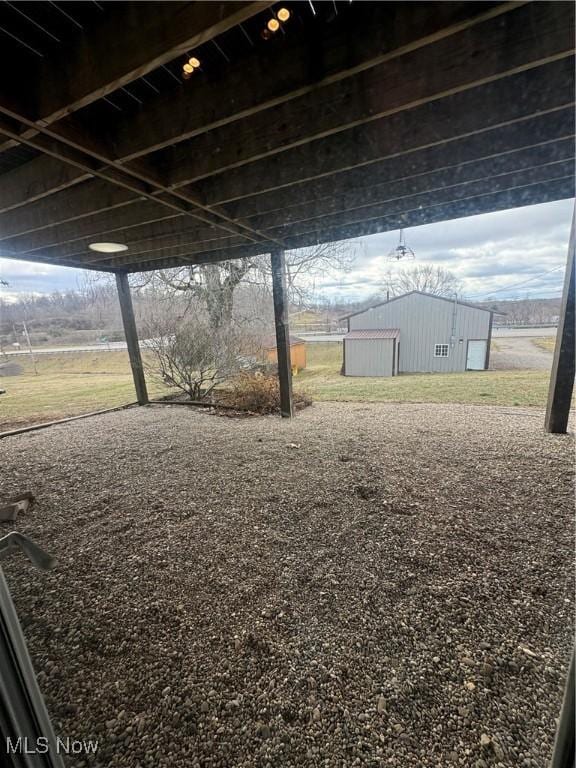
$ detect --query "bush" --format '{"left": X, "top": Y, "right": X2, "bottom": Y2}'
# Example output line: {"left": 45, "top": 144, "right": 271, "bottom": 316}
{"left": 225, "top": 372, "right": 311, "bottom": 414}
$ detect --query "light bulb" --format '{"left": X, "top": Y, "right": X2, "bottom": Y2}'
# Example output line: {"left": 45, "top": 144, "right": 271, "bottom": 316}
{"left": 277, "top": 8, "right": 290, "bottom": 21}
{"left": 267, "top": 17, "right": 280, "bottom": 32}
{"left": 183, "top": 62, "right": 194, "bottom": 74}
{"left": 188, "top": 56, "right": 200, "bottom": 68}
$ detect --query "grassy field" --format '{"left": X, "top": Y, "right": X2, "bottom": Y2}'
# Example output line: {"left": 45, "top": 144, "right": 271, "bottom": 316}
{"left": 0, "top": 342, "right": 554, "bottom": 431}
{"left": 298, "top": 343, "right": 551, "bottom": 407}
{"left": 532, "top": 337, "right": 556, "bottom": 353}
{"left": 0, "top": 352, "right": 168, "bottom": 430}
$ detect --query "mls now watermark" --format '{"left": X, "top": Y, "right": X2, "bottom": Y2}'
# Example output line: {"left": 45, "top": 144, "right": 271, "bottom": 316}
{"left": 6, "top": 736, "right": 99, "bottom": 756}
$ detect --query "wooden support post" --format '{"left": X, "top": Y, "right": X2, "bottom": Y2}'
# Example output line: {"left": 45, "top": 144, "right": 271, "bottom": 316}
{"left": 271, "top": 250, "right": 294, "bottom": 418}
{"left": 545, "top": 210, "right": 575, "bottom": 433}
{"left": 549, "top": 649, "right": 575, "bottom": 768}
{"left": 115, "top": 272, "right": 149, "bottom": 405}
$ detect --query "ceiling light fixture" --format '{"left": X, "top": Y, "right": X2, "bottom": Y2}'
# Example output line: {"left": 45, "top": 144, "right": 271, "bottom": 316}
{"left": 277, "top": 7, "right": 291, "bottom": 22}
{"left": 183, "top": 62, "right": 194, "bottom": 74}
{"left": 267, "top": 17, "right": 280, "bottom": 32}
{"left": 188, "top": 56, "right": 200, "bottom": 68}
{"left": 88, "top": 242, "right": 128, "bottom": 253}
{"left": 386, "top": 229, "right": 416, "bottom": 262}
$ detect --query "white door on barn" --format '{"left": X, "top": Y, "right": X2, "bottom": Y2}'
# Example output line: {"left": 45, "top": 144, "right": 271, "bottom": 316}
{"left": 466, "top": 340, "right": 487, "bottom": 370}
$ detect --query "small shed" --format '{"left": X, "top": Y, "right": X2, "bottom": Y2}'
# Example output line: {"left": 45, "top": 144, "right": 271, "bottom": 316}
{"left": 343, "top": 329, "right": 400, "bottom": 377}
{"left": 264, "top": 335, "right": 307, "bottom": 373}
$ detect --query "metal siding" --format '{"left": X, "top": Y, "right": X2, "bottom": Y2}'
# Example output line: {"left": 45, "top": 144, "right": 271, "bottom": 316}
{"left": 344, "top": 338, "right": 394, "bottom": 376}
{"left": 349, "top": 293, "right": 490, "bottom": 372}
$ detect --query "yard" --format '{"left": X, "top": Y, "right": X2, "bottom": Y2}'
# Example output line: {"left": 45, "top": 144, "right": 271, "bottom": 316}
{"left": 0, "top": 342, "right": 558, "bottom": 432}
{"left": 0, "top": 352, "right": 168, "bottom": 430}
{"left": 298, "top": 344, "right": 553, "bottom": 407}
{"left": 0, "top": 402, "right": 573, "bottom": 767}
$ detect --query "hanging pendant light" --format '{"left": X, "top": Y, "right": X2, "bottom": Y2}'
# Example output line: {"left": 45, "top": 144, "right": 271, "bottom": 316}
{"left": 387, "top": 229, "right": 416, "bottom": 261}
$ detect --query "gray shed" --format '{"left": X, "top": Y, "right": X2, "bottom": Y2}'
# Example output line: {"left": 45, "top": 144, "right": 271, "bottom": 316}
{"left": 342, "top": 291, "right": 495, "bottom": 376}
{"left": 343, "top": 329, "right": 400, "bottom": 377}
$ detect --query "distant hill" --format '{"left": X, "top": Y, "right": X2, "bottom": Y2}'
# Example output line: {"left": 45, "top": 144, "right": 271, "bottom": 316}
{"left": 477, "top": 297, "right": 561, "bottom": 325}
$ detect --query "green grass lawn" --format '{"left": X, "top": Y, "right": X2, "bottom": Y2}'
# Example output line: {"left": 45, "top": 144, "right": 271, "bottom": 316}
{"left": 297, "top": 343, "right": 552, "bottom": 407}
{"left": 0, "top": 352, "right": 168, "bottom": 430}
{"left": 0, "top": 342, "right": 555, "bottom": 432}
{"left": 532, "top": 336, "right": 556, "bottom": 353}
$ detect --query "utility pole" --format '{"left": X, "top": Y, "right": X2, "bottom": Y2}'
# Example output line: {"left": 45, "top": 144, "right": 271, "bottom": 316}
{"left": 21, "top": 321, "right": 38, "bottom": 375}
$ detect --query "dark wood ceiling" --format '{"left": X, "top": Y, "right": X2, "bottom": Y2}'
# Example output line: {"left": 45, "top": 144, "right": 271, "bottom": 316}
{"left": 0, "top": 0, "right": 574, "bottom": 273}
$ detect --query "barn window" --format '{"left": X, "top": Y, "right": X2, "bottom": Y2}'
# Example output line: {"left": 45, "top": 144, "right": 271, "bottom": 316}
{"left": 434, "top": 343, "right": 449, "bottom": 357}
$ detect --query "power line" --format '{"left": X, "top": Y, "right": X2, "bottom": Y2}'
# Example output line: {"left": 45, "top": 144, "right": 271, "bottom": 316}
{"left": 465, "top": 265, "right": 564, "bottom": 299}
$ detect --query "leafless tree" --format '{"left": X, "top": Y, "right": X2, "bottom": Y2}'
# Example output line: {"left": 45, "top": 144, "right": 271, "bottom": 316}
{"left": 143, "top": 304, "right": 246, "bottom": 401}
{"left": 129, "top": 240, "right": 357, "bottom": 331}
{"left": 384, "top": 265, "right": 463, "bottom": 297}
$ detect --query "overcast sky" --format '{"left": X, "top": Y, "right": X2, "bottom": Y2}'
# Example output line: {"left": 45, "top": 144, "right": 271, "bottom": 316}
{"left": 0, "top": 198, "right": 573, "bottom": 303}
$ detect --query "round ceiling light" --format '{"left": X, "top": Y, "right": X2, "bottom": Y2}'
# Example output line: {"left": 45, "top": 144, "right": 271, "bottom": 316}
{"left": 88, "top": 242, "right": 129, "bottom": 253}
{"left": 277, "top": 8, "right": 290, "bottom": 21}
{"left": 183, "top": 62, "right": 194, "bottom": 74}
{"left": 267, "top": 17, "right": 280, "bottom": 32}
{"left": 188, "top": 56, "right": 200, "bottom": 68}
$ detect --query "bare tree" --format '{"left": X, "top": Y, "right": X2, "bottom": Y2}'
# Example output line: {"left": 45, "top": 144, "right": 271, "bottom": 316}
{"left": 130, "top": 241, "right": 357, "bottom": 332}
{"left": 385, "top": 265, "right": 463, "bottom": 297}
{"left": 143, "top": 304, "right": 244, "bottom": 401}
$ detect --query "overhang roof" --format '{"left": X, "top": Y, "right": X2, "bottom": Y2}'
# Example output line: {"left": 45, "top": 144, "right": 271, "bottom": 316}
{"left": 0, "top": 1, "right": 574, "bottom": 274}
{"left": 344, "top": 329, "right": 400, "bottom": 340}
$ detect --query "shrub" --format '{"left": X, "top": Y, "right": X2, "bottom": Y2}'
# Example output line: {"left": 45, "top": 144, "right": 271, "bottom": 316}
{"left": 226, "top": 372, "right": 311, "bottom": 414}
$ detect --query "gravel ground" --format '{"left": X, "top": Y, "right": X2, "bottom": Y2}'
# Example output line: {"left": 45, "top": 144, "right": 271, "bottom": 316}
{"left": 490, "top": 338, "right": 552, "bottom": 371}
{"left": 0, "top": 402, "right": 573, "bottom": 768}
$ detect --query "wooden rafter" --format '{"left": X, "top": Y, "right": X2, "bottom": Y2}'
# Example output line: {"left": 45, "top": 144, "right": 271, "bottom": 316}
{"left": 0, "top": 0, "right": 573, "bottom": 275}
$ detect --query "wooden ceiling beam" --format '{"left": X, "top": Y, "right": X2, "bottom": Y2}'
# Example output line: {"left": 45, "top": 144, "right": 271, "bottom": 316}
{"left": 5, "top": 2, "right": 271, "bottom": 126}
{"left": 225, "top": 129, "right": 575, "bottom": 222}
{"left": 70, "top": 168, "right": 573, "bottom": 271}
{"left": 0, "top": 179, "right": 140, "bottom": 240}
{"left": 117, "top": 177, "right": 573, "bottom": 273}
{"left": 248, "top": 161, "right": 575, "bottom": 233}
{"left": 6, "top": 202, "right": 185, "bottom": 255}
{"left": 0, "top": 1, "right": 529, "bottom": 211}
{"left": 165, "top": 2, "right": 573, "bottom": 188}
{"left": 266, "top": 170, "right": 576, "bottom": 237}
{"left": 194, "top": 60, "right": 574, "bottom": 206}
{"left": 0, "top": 110, "right": 285, "bottom": 250}
{"left": 35, "top": 218, "right": 233, "bottom": 262}
{"left": 282, "top": 179, "right": 575, "bottom": 250}
{"left": 3, "top": 110, "right": 570, "bottom": 241}
{"left": 0, "top": 155, "right": 89, "bottom": 213}
{"left": 103, "top": 1, "right": 528, "bottom": 163}
{"left": 20, "top": 150, "right": 569, "bottom": 266}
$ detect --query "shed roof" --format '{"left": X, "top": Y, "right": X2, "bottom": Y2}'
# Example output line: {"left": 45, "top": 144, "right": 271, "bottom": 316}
{"left": 0, "top": 2, "right": 573, "bottom": 274}
{"left": 344, "top": 329, "right": 400, "bottom": 340}
{"left": 340, "top": 290, "right": 499, "bottom": 321}
{"left": 263, "top": 334, "right": 305, "bottom": 349}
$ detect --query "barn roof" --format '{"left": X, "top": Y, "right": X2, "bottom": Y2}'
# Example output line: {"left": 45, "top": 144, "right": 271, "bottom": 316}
{"left": 340, "top": 290, "right": 500, "bottom": 320}
{"left": 344, "top": 329, "right": 400, "bottom": 340}
{"left": 0, "top": 1, "right": 573, "bottom": 274}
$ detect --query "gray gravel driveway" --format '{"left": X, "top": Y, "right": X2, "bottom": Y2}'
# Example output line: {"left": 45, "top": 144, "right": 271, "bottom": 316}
{"left": 491, "top": 337, "right": 553, "bottom": 370}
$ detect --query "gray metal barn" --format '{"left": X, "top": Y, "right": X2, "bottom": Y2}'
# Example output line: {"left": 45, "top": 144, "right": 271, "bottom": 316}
{"left": 342, "top": 291, "right": 495, "bottom": 376}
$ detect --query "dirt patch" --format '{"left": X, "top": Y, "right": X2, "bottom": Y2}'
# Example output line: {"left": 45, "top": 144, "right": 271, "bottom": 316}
{"left": 0, "top": 402, "right": 573, "bottom": 767}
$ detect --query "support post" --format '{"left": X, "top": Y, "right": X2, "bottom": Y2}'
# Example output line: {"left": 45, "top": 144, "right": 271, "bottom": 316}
{"left": 545, "top": 210, "right": 575, "bottom": 433}
{"left": 271, "top": 250, "right": 293, "bottom": 418}
{"left": 115, "top": 272, "right": 149, "bottom": 405}
{"left": 549, "top": 649, "right": 575, "bottom": 768}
